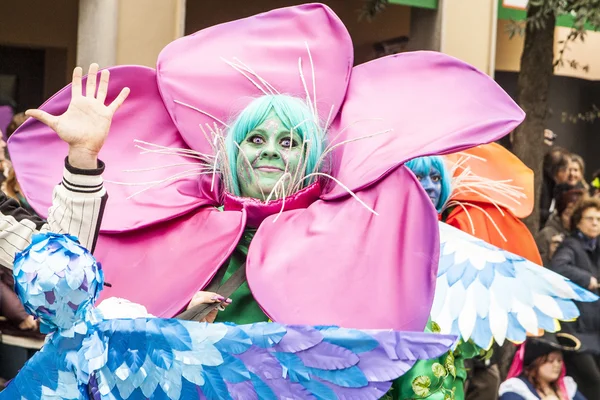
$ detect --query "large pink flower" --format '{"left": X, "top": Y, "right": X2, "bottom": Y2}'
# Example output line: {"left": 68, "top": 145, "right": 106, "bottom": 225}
{"left": 9, "top": 4, "right": 524, "bottom": 331}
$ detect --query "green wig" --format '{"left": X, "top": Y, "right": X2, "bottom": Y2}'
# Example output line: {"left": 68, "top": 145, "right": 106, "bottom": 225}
{"left": 225, "top": 95, "right": 324, "bottom": 196}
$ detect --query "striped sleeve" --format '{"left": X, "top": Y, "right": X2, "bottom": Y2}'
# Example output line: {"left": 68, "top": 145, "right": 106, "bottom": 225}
{"left": 0, "top": 158, "right": 107, "bottom": 270}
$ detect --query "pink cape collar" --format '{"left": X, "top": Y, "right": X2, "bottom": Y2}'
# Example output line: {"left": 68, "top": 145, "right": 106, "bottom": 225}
{"left": 223, "top": 182, "right": 321, "bottom": 228}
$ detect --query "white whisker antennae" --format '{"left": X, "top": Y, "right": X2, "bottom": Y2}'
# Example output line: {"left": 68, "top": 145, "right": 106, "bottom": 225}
{"left": 450, "top": 187, "right": 509, "bottom": 216}
{"left": 326, "top": 118, "right": 385, "bottom": 147}
{"left": 302, "top": 172, "right": 379, "bottom": 216}
{"left": 221, "top": 58, "right": 271, "bottom": 96}
{"left": 447, "top": 155, "right": 472, "bottom": 177}
{"left": 199, "top": 122, "right": 230, "bottom": 194}
{"left": 451, "top": 175, "right": 526, "bottom": 216}
{"left": 444, "top": 200, "right": 508, "bottom": 242}
{"left": 134, "top": 146, "right": 214, "bottom": 164}
{"left": 132, "top": 139, "right": 215, "bottom": 158}
{"left": 444, "top": 201, "right": 476, "bottom": 235}
{"left": 133, "top": 146, "right": 213, "bottom": 161}
{"left": 290, "top": 139, "right": 311, "bottom": 196}
{"left": 105, "top": 167, "right": 214, "bottom": 186}
{"left": 173, "top": 99, "right": 229, "bottom": 128}
{"left": 211, "top": 151, "right": 221, "bottom": 192}
{"left": 323, "top": 104, "right": 335, "bottom": 135}
{"left": 304, "top": 41, "right": 318, "bottom": 120}
{"left": 124, "top": 170, "right": 215, "bottom": 200}
{"left": 454, "top": 151, "right": 487, "bottom": 163}
{"left": 314, "top": 128, "right": 393, "bottom": 175}
{"left": 121, "top": 163, "right": 206, "bottom": 173}
{"left": 272, "top": 178, "right": 291, "bottom": 224}
{"left": 298, "top": 57, "right": 317, "bottom": 123}
{"left": 265, "top": 172, "right": 292, "bottom": 203}
{"left": 230, "top": 57, "right": 281, "bottom": 95}
{"left": 453, "top": 179, "right": 526, "bottom": 202}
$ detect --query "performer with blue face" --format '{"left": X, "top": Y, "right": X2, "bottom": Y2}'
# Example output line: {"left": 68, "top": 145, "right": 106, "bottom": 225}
{"left": 405, "top": 156, "right": 451, "bottom": 212}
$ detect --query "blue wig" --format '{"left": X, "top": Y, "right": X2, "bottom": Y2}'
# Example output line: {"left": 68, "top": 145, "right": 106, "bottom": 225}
{"left": 405, "top": 156, "right": 452, "bottom": 212}
{"left": 225, "top": 95, "right": 324, "bottom": 196}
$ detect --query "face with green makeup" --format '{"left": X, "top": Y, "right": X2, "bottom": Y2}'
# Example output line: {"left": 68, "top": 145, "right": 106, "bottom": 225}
{"left": 236, "top": 113, "right": 304, "bottom": 200}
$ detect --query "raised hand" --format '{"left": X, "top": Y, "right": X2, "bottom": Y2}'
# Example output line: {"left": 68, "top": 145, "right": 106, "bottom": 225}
{"left": 25, "top": 63, "right": 130, "bottom": 169}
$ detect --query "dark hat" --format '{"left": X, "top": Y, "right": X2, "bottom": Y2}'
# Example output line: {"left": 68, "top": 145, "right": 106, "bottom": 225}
{"left": 523, "top": 332, "right": 580, "bottom": 367}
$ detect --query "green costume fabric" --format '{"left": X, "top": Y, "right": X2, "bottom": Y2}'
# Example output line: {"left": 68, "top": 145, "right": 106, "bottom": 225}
{"left": 212, "top": 224, "right": 479, "bottom": 400}
{"left": 214, "top": 229, "right": 269, "bottom": 325}
{"left": 390, "top": 322, "right": 482, "bottom": 400}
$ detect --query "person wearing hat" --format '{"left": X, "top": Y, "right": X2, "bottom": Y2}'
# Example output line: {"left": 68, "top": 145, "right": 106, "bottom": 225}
{"left": 499, "top": 333, "right": 586, "bottom": 400}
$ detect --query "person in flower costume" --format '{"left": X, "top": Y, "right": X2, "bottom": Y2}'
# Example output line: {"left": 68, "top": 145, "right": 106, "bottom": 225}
{"left": 403, "top": 146, "right": 588, "bottom": 399}
{"left": 4, "top": 4, "right": 552, "bottom": 399}
{"left": 10, "top": 4, "right": 524, "bottom": 328}
{"left": 1, "top": 232, "right": 459, "bottom": 399}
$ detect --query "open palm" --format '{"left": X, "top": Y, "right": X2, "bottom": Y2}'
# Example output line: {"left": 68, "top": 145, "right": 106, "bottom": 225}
{"left": 26, "top": 63, "right": 129, "bottom": 155}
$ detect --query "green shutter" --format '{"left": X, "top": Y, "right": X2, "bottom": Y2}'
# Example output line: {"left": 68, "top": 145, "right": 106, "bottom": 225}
{"left": 497, "top": 0, "right": 596, "bottom": 30}
{"left": 388, "top": 0, "right": 438, "bottom": 10}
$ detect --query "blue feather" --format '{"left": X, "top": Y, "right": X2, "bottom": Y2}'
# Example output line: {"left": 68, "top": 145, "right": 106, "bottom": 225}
{"left": 249, "top": 372, "right": 278, "bottom": 399}
{"left": 308, "top": 365, "right": 368, "bottom": 388}
{"left": 533, "top": 307, "right": 557, "bottom": 332}
{"left": 316, "top": 326, "right": 379, "bottom": 353}
{"left": 300, "top": 378, "right": 339, "bottom": 400}
{"left": 437, "top": 247, "right": 455, "bottom": 275}
{"left": 241, "top": 323, "right": 286, "bottom": 348}
{"left": 446, "top": 259, "right": 467, "bottom": 286}
{"left": 478, "top": 264, "right": 495, "bottom": 288}
{"left": 217, "top": 353, "right": 251, "bottom": 383}
{"left": 459, "top": 264, "right": 479, "bottom": 288}
{"left": 506, "top": 312, "right": 526, "bottom": 343}
{"left": 471, "top": 316, "right": 492, "bottom": 349}
{"left": 554, "top": 298, "right": 581, "bottom": 320}
{"left": 201, "top": 366, "right": 232, "bottom": 400}
{"left": 272, "top": 352, "right": 311, "bottom": 382}
{"left": 214, "top": 325, "right": 252, "bottom": 354}
{"left": 494, "top": 261, "right": 516, "bottom": 278}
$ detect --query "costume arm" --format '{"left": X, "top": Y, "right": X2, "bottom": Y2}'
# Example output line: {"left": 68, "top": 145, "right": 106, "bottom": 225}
{"left": 549, "top": 245, "right": 593, "bottom": 289}
{"left": 0, "top": 158, "right": 107, "bottom": 270}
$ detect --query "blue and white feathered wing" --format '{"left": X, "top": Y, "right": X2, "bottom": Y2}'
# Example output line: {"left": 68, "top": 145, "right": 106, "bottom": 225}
{"left": 431, "top": 222, "right": 598, "bottom": 349}
{"left": 1, "top": 319, "right": 456, "bottom": 400}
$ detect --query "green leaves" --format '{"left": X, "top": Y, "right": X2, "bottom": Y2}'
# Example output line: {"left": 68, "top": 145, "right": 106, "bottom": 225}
{"left": 432, "top": 363, "right": 446, "bottom": 378}
{"left": 445, "top": 352, "right": 456, "bottom": 379}
{"left": 412, "top": 375, "right": 431, "bottom": 397}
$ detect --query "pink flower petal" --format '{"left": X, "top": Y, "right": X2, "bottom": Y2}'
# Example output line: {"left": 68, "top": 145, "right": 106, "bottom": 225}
{"left": 322, "top": 51, "right": 525, "bottom": 200}
{"left": 9, "top": 66, "right": 217, "bottom": 232}
{"left": 95, "top": 206, "right": 244, "bottom": 317}
{"left": 156, "top": 4, "right": 353, "bottom": 155}
{"left": 247, "top": 166, "right": 439, "bottom": 331}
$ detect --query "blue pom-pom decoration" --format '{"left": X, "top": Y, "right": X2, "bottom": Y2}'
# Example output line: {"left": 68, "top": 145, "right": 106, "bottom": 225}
{"left": 13, "top": 233, "right": 104, "bottom": 332}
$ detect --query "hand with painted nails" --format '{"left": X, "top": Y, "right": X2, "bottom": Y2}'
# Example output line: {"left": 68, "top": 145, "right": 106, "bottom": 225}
{"left": 25, "top": 63, "right": 130, "bottom": 169}
{"left": 186, "top": 291, "right": 232, "bottom": 323}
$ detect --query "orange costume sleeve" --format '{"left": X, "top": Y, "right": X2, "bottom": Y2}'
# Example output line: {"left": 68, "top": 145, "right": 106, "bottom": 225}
{"left": 444, "top": 143, "right": 543, "bottom": 265}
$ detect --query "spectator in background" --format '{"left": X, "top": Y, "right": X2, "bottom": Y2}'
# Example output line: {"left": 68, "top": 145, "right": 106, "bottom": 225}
{"left": 499, "top": 333, "right": 586, "bottom": 400}
{"left": 536, "top": 187, "right": 585, "bottom": 266}
{"left": 540, "top": 147, "right": 570, "bottom": 227}
{"left": 550, "top": 198, "right": 600, "bottom": 399}
{"left": 568, "top": 154, "right": 588, "bottom": 191}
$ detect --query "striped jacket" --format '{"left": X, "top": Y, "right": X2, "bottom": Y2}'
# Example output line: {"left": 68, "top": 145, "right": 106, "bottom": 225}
{"left": 0, "top": 158, "right": 107, "bottom": 270}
